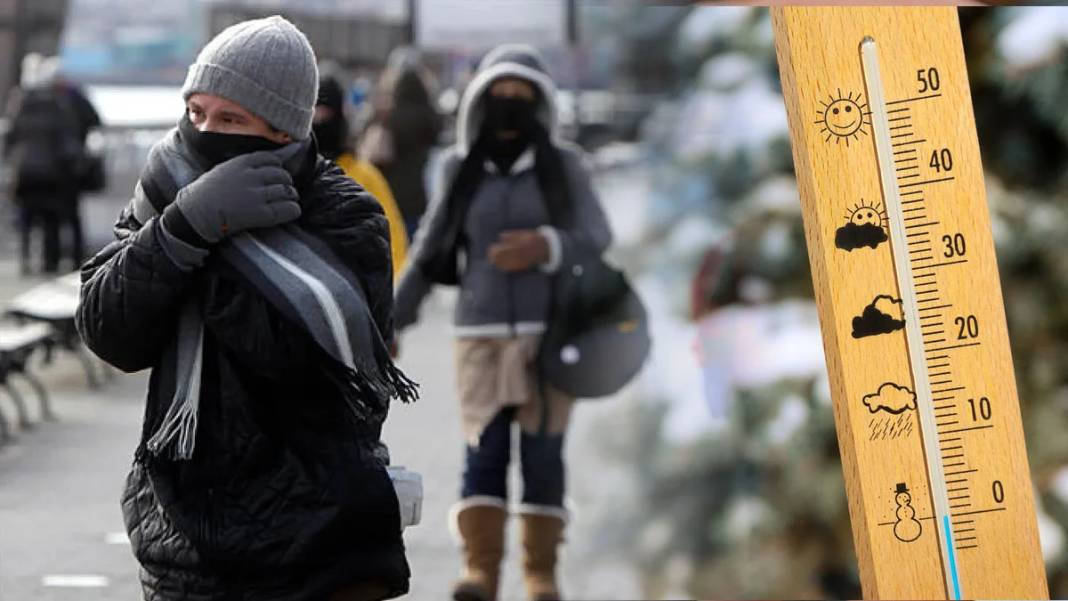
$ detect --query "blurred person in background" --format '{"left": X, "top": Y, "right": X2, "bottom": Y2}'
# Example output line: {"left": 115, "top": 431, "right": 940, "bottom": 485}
{"left": 75, "top": 16, "right": 416, "bottom": 601}
{"left": 394, "top": 45, "right": 612, "bottom": 601}
{"left": 315, "top": 72, "right": 408, "bottom": 279}
{"left": 4, "top": 54, "right": 84, "bottom": 275}
{"left": 359, "top": 47, "right": 441, "bottom": 239}
{"left": 53, "top": 58, "right": 103, "bottom": 267}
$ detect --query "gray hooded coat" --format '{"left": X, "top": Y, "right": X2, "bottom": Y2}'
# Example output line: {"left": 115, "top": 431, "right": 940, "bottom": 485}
{"left": 394, "top": 45, "right": 612, "bottom": 337}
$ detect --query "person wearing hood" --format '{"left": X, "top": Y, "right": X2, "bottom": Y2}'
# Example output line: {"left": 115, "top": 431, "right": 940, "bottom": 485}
{"left": 360, "top": 47, "right": 441, "bottom": 238}
{"left": 75, "top": 16, "right": 417, "bottom": 601}
{"left": 315, "top": 72, "right": 409, "bottom": 279}
{"left": 4, "top": 53, "right": 83, "bottom": 274}
{"left": 394, "top": 45, "right": 612, "bottom": 601}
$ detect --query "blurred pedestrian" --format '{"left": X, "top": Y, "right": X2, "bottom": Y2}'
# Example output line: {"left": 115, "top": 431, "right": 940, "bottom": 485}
{"left": 75, "top": 16, "right": 417, "bottom": 601}
{"left": 53, "top": 60, "right": 104, "bottom": 267}
{"left": 315, "top": 72, "right": 409, "bottom": 279}
{"left": 359, "top": 47, "right": 441, "bottom": 238}
{"left": 4, "top": 54, "right": 82, "bottom": 274}
{"left": 394, "top": 45, "right": 613, "bottom": 601}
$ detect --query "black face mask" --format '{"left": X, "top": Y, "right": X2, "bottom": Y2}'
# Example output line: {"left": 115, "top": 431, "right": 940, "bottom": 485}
{"left": 312, "top": 114, "right": 348, "bottom": 160}
{"left": 483, "top": 95, "right": 537, "bottom": 137}
{"left": 179, "top": 112, "right": 287, "bottom": 169}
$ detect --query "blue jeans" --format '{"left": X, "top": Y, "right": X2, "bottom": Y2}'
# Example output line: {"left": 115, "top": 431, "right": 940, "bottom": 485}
{"left": 461, "top": 407, "right": 566, "bottom": 508}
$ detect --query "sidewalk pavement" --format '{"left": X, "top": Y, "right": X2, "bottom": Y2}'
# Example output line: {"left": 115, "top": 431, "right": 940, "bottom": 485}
{"left": 0, "top": 257, "right": 146, "bottom": 600}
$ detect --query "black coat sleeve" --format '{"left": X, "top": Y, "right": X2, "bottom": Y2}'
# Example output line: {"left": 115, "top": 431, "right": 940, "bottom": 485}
{"left": 75, "top": 206, "right": 199, "bottom": 372}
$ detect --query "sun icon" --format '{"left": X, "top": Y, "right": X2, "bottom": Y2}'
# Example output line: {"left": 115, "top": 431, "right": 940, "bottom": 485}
{"left": 845, "top": 199, "right": 886, "bottom": 227}
{"left": 815, "top": 90, "right": 871, "bottom": 146}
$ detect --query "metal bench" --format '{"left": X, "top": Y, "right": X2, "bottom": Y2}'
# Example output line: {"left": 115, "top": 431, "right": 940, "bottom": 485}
{"left": 5, "top": 272, "right": 110, "bottom": 388}
{"left": 0, "top": 322, "right": 55, "bottom": 443}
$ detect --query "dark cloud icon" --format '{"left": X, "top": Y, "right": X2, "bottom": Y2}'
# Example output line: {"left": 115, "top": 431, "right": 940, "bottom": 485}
{"left": 836, "top": 222, "right": 887, "bottom": 251}
{"left": 852, "top": 295, "right": 904, "bottom": 339}
{"left": 836, "top": 200, "right": 887, "bottom": 251}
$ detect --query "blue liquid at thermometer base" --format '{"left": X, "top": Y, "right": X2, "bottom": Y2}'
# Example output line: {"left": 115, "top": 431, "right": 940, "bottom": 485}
{"left": 943, "top": 515, "right": 961, "bottom": 600}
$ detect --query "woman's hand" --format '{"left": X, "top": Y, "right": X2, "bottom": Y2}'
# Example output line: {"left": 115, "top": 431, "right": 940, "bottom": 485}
{"left": 487, "top": 229, "right": 549, "bottom": 272}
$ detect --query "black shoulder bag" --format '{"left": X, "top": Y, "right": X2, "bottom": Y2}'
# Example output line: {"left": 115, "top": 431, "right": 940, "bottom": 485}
{"left": 533, "top": 130, "right": 650, "bottom": 399}
{"left": 537, "top": 240, "right": 651, "bottom": 399}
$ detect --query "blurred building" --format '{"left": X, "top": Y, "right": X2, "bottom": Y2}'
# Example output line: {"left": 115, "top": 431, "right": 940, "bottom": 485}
{"left": 208, "top": 0, "right": 406, "bottom": 20}
{"left": 57, "top": 0, "right": 408, "bottom": 84}
{"left": 0, "top": 0, "right": 70, "bottom": 106}
{"left": 60, "top": 0, "right": 201, "bottom": 85}
{"left": 206, "top": 1, "right": 409, "bottom": 72}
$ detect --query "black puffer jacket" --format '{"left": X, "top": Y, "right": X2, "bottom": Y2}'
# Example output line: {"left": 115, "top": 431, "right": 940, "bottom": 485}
{"left": 76, "top": 144, "right": 408, "bottom": 600}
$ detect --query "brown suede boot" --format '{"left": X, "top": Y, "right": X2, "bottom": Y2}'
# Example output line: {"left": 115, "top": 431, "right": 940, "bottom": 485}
{"left": 452, "top": 501, "right": 508, "bottom": 601}
{"left": 520, "top": 511, "right": 566, "bottom": 601}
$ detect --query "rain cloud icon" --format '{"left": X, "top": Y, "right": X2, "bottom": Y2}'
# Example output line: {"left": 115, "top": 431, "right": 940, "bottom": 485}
{"left": 863, "top": 382, "right": 917, "bottom": 415}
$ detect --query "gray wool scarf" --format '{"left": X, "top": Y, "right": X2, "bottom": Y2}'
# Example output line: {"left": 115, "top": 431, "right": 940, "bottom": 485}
{"left": 128, "top": 129, "right": 416, "bottom": 461}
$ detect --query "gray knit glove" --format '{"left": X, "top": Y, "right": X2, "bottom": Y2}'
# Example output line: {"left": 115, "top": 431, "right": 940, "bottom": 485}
{"left": 163, "top": 151, "right": 301, "bottom": 246}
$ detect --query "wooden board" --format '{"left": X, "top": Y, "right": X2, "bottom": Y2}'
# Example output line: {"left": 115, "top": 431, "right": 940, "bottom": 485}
{"left": 771, "top": 7, "right": 1047, "bottom": 599}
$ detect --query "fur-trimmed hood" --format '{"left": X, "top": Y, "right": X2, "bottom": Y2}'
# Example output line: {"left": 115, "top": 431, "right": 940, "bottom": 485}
{"left": 455, "top": 44, "right": 559, "bottom": 156}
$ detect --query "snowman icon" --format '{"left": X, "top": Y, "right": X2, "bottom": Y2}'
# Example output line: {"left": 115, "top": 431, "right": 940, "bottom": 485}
{"left": 893, "top": 482, "right": 922, "bottom": 543}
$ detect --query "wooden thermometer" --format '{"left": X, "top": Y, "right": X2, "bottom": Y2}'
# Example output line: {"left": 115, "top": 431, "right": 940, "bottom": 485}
{"left": 772, "top": 7, "right": 1047, "bottom": 599}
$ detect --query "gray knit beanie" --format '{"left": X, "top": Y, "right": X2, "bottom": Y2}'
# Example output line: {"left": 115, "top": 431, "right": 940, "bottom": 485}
{"left": 182, "top": 15, "right": 319, "bottom": 140}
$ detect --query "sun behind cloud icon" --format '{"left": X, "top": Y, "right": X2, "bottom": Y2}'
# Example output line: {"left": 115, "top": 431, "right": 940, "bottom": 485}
{"left": 836, "top": 199, "right": 888, "bottom": 251}
{"left": 815, "top": 90, "right": 872, "bottom": 146}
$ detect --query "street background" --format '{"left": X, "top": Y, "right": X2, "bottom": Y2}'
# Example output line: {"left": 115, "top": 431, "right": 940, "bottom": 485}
{"left": 3, "top": 1, "right": 1068, "bottom": 599}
